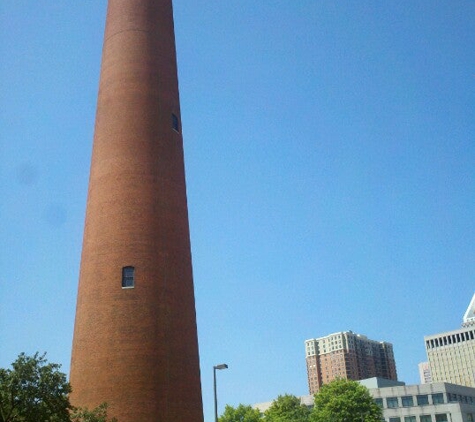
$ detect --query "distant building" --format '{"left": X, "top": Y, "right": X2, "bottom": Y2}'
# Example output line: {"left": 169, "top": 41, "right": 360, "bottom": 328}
{"left": 424, "top": 293, "right": 475, "bottom": 388}
{"left": 305, "top": 331, "right": 397, "bottom": 394}
{"left": 360, "top": 377, "right": 406, "bottom": 389}
{"left": 253, "top": 379, "right": 475, "bottom": 422}
{"left": 463, "top": 293, "right": 475, "bottom": 328}
{"left": 370, "top": 381, "right": 475, "bottom": 422}
{"left": 253, "top": 396, "right": 314, "bottom": 413}
{"left": 419, "top": 362, "right": 432, "bottom": 384}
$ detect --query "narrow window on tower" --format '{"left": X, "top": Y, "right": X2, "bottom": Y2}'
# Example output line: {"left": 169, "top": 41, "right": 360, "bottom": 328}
{"left": 122, "top": 266, "right": 135, "bottom": 289}
{"left": 172, "top": 113, "right": 179, "bottom": 132}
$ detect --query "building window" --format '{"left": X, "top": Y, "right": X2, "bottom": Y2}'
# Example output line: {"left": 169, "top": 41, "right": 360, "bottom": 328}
{"left": 432, "top": 394, "right": 444, "bottom": 404}
{"left": 172, "top": 113, "right": 179, "bottom": 132}
{"left": 405, "top": 417, "right": 416, "bottom": 422}
{"left": 122, "top": 266, "right": 135, "bottom": 288}
{"left": 389, "top": 418, "right": 401, "bottom": 422}
{"left": 467, "top": 414, "right": 473, "bottom": 422}
{"left": 417, "top": 395, "right": 429, "bottom": 406}
{"left": 387, "top": 397, "right": 399, "bottom": 408}
{"left": 402, "top": 396, "right": 414, "bottom": 407}
{"left": 374, "top": 398, "right": 383, "bottom": 408}
{"left": 447, "top": 393, "right": 458, "bottom": 403}
{"left": 420, "top": 416, "right": 432, "bottom": 422}
{"left": 435, "top": 415, "right": 448, "bottom": 422}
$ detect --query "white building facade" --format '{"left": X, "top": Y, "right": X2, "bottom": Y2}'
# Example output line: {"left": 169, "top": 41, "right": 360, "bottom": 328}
{"left": 424, "top": 293, "right": 475, "bottom": 388}
{"left": 370, "top": 382, "right": 475, "bottom": 422}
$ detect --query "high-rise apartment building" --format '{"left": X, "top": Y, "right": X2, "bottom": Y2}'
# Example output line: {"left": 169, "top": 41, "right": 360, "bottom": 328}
{"left": 424, "top": 293, "right": 475, "bottom": 388}
{"left": 305, "top": 331, "right": 397, "bottom": 394}
{"left": 69, "top": 1, "right": 203, "bottom": 421}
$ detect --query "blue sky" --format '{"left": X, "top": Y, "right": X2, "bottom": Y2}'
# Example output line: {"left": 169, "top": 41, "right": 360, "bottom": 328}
{"left": 1, "top": 1, "right": 474, "bottom": 421}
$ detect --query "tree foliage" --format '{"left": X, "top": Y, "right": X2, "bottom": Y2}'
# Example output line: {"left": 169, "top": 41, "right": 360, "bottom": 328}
{"left": 311, "top": 379, "right": 383, "bottom": 422}
{"left": 220, "top": 380, "right": 383, "bottom": 422}
{"left": 0, "top": 353, "right": 116, "bottom": 422}
{"left": 218, "top": 404, "right": 262, "bottom": 422}
{"left": 264, "top": 394, "right": 310, "bottom": 422}
{"left": 71, "top": 403, "right": 117, "bottom": 422}
{"left": 0, "top": 352, "right": 71, "bottom": 422}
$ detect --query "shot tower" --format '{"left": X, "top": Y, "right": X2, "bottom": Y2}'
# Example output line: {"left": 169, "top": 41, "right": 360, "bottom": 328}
{"left": 70, "top": 1, "right": 203, "bottom": 421}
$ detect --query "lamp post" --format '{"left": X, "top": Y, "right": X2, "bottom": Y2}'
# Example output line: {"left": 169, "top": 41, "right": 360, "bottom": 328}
{"left": 213, "top": 363, "right": 228, "bottom": 422}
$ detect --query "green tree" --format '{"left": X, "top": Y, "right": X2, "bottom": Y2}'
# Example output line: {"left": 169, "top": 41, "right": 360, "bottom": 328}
{"left": 218, "top": 404, "right": 262, "bottom": 422}
{"left": 70, "top": 403, "right": 117, "bottom": 422}
{"left": 310, "top": 379, "right": 383, "bottom": 422}
{"left": 0, "top": 353, "right": 117, "bottom": 422}
{"left": 0, "top": 352, "right": 71, "bottom": 422}
{"left": 264, "top": 394, "right": 310, "bottom": 422}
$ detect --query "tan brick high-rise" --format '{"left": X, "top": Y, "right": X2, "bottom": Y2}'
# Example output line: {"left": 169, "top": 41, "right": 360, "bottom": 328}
{"left": 305, "top": 331, "right": 397, "bottom": 394}
{"left": 70, "top": 1, "right": 203, "bottom": 421}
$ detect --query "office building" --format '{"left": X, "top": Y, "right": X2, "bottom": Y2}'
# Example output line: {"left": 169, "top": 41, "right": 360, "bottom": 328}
{"left": 424, "top": 293, "right": 475, "bottom": 388}
{"left": 69, "top": 1, "right": 203, "bottom": 421}
{"left": 254, "top": 380, "right": 475, "bottom": 422}
{"left": 370, "top": 381, "right": 475, "bottom": 422}
{"left": 463, "top": 293, "right": 475, "bottom": 328}
{"left": 305, "top": 331, "right": 397, "bottom": 394}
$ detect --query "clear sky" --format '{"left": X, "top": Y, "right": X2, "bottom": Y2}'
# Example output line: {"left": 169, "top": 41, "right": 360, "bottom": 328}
{"left": 1, "top": 1, "right": 474, "bottom": 421}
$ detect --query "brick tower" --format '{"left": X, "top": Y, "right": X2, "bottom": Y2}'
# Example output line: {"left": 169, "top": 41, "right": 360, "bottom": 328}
{"left": 70, "top": 1, "right": 203, "bottom": 421}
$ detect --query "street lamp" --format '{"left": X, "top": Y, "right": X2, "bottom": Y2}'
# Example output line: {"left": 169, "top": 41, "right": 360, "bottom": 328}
{"left": 213, "top": 363, "right": 228, "bottom": 422}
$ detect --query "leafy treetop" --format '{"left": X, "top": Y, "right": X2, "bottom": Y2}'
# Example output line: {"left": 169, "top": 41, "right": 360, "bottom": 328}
{"left": 71, "top": 403, "right": 117, "bottom": 422}
{"left": 311, "top": 378, "right": 383, "bottom": 422}
{"left": 0, "top": 352, "right": 71, "bottom": 422}
{"left": 219, "top": 380, "right": 383, "bottom": 422}
{"left": 0, "top": 353, "right": 116, "bottom": 422}
{"left": 218, "top": 403, "right": 263, "bottom": 422}
{"left": 264, "top": 394, "right": 311, "bottom": 422}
